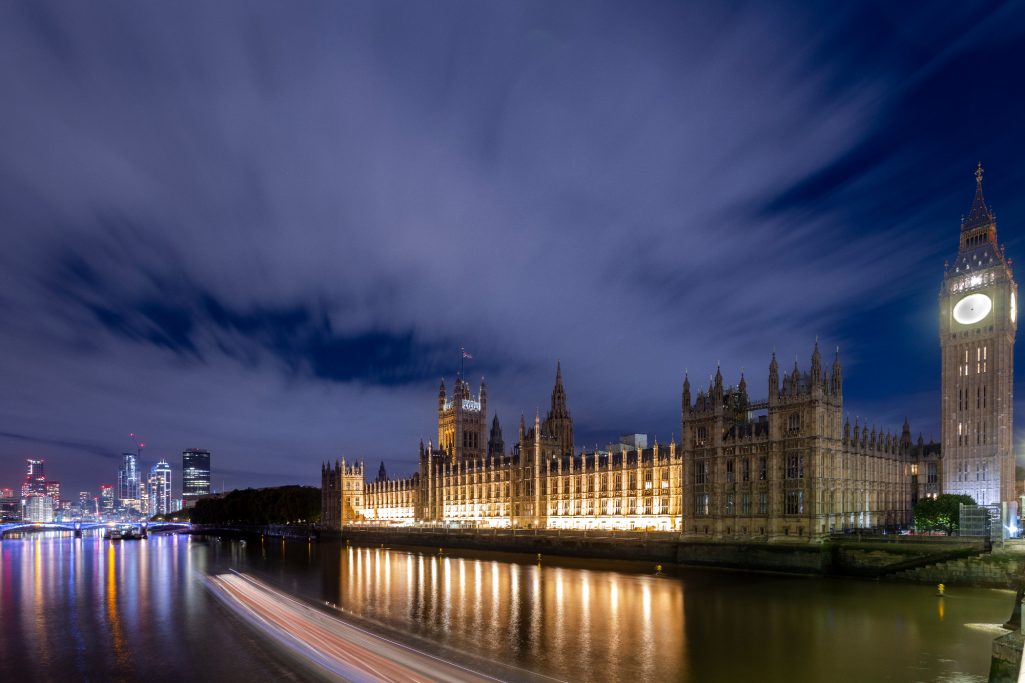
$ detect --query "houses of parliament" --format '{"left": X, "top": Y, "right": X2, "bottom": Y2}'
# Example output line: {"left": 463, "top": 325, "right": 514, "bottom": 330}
{"left": 322, "top": 168, "right": 1016, "bottom": 543}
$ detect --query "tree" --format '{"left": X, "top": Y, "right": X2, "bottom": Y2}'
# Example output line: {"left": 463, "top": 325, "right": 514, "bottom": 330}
{"left": 913, "top": 494, "right": 976, "bottom": 534}
{"left": 188, "top": 486, "right": 321, "bottom": 525}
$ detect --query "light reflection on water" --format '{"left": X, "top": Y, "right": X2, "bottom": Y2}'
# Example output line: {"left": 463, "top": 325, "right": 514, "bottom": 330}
{"left": 0, "top": 534, "right": 1012, "bottom": 683}
{"left": 281, "top": 542, "right": 1003, "bottom": 683}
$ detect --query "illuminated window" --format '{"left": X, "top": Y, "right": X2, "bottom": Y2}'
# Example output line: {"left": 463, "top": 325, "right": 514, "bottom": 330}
{"left": 725, "top": 493, "right": 735, "bottom": 515}
{"left": 696, "top": 493, "right": 709, "bottom": 516}
{"left": 785, "top": 490, "right": 804, "bottom": 515}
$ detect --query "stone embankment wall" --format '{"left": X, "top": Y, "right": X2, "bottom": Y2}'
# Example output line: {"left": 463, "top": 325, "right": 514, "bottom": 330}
{"left": 890, "top": 548, "right": 1025, "bottom": 588}
{"left": 327, "top": 527, "right": 984, "bottom": 578}
{"left": 989, "top": 631, "right": 1023, "bottom": 683}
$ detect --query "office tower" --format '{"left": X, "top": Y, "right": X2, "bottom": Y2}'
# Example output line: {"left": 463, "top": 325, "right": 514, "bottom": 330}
{"left": 22, "top": 458, "right": 45, "bottom": 498}
{"left": 139, "top": 474, "right": 151, "bottom": 516}
{"left": 118, "top": 452, "right": 140, "bottom": 511}
{"left": 24, "top": 495, "right": 54, "bottom": 523}
{"left": 182, "top": 448, "right": 211, "bottom": 507}
{"left": 100, "top": 484, "right": 114, "bottom": 514}
{"left": 45, "top": 480, "right": 61, "bottom": 510}
{"left": 0, "top": 488, "right": 19, "bottom": 521}
{"left": 149, "top": 460, "right": 173, "bottom": 516}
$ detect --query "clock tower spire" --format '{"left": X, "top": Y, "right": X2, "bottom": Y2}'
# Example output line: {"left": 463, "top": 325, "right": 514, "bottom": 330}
{"left": 939, "top": 164, "right": 1016, "bottom": 505}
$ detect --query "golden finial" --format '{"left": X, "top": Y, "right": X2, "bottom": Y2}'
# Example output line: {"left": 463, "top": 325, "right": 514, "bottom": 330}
{"left": 976, "top": 162, "right": 984, "bottom": 185}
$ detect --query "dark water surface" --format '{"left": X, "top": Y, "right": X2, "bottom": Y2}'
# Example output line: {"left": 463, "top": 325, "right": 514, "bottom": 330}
{"left": 0, "top": 533, "right": 1011, "bottom": 682}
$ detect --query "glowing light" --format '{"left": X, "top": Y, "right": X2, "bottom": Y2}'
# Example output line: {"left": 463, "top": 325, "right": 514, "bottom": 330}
{"left": 953, "top": 293, "right": 992, "bottom": 325}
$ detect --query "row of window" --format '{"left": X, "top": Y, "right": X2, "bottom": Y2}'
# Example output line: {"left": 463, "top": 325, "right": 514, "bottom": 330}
{"left": 956, "top": 420, "right": 989, "bottom": 446}
{"left": 958, "top": 345, "right": 989, "bottom": 376}
{"left": 957, "top": 385, "right": 988, "bottom": 411}
{"left": 954, "top": 461, "right": 989, "bottom": 482}
{"left": 696, "top": 492, "right": 774, "bottom": 516}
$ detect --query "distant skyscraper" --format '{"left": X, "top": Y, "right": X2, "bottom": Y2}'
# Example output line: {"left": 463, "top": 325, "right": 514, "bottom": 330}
{"left": 22, "top": 458, "right": 45, "bottom": 498}
{"left": 0, "top": 488, "right": 19, "bottom": 522}
{"left": 44, "top": 481, "right": 61, "bottom": 511}
{"left": 182, "top": 448, "right": 211, "bottom": 507}
{"left": 149, "top": 460, "right": 173, "bottom": 516}
{"left": 118, "top": 452, "right": 140, "bottom": 510}
{"left": 100, "top": 484, "right": 114, "bottom": 514}
{"left": 24, "top": 495, "right": 54, "bottom": 523}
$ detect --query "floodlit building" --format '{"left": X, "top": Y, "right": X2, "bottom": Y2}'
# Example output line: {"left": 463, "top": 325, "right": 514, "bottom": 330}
{"left": 100, "top": 484, "right": 114, "bottom": 514}
{"left": 149, "top": 460, "right": 173, "bottom": 516}
{"left": 320, "top": 169, "right": 1016, "bottom": 542}
{"left": 21, "top": 459, "right": 45, "bottom": 499}
{"left": 24, "top": 495, "right": 54, "bottom": 523}
{"left": 325, "top": 365, "right": 685, "bottom": 532}
{"left": 118, "top": 452, "right": 140, "bottom": 511}
{"left": 939, "top": 165, "right": 1017, "bottom": 505}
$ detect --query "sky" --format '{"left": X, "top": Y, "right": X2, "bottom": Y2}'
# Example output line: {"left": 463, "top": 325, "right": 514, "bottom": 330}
{"left": 2, "top": 1, "right": 1025, "bottom": 497}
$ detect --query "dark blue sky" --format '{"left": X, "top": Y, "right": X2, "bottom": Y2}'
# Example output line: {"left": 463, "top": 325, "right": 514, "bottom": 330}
{"left": 2, "top": 2, "right": 1025, "bottom": 496}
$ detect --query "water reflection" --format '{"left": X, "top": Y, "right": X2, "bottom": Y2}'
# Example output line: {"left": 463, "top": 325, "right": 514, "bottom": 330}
{"left": 0, "top": 535, "right": 1013, "bottom": 683}
{"left": 280, "top": 542, "right": 1004, "bottom": 683}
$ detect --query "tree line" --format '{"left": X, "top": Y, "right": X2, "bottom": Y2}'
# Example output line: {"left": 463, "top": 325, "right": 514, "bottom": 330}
{"left": 185, "top": 486, "right": 321, "bottom": 525}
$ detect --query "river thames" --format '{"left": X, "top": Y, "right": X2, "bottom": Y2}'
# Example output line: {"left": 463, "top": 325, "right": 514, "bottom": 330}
{"left": 0, "top": 533, "right": 1012, "bottom": 682}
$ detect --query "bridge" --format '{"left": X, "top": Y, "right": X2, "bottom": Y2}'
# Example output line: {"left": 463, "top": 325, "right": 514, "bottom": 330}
{"left": 0, "top": 521, "right": 191, "bottom": 538}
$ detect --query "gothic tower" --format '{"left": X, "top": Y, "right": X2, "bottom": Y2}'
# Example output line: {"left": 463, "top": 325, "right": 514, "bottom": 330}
{"left": 940, "top": 164, "right": 1016, "bottom": 505}
{"left": 437, "top": 375, "right": 488, "bottom": 463}
{"left": 541, "top": 362, "right": 574, "bottom": 457}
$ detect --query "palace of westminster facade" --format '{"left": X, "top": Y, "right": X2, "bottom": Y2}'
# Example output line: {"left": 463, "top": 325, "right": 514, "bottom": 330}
{"left": 322, "top": 168, "right": 1017, "bottom": 543}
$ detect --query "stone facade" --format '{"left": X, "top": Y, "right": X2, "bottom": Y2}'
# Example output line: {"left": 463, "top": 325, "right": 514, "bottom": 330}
{"left": 682, "top": 347, "right": 941, "bottom": 542}
{"left": 321, "top": 359, "right": 929, "bottom": 541}
{"left": 318, "top": 168, "right": 1023, "bottom": 542}
{"left": 939, "top": 165, "right": 1017, "bottom": 505}
{"left": 323, "top": 366, "right": 684, "bottom": 532}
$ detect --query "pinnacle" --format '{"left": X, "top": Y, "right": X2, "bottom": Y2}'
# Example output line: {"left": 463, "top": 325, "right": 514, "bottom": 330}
{"left": 963, "top": 162, "right": 994, "bottom": 231}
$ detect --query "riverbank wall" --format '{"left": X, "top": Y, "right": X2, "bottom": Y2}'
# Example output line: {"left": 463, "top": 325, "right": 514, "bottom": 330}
{"left": 323, "top": 527, "right": 988, "bottom": 580}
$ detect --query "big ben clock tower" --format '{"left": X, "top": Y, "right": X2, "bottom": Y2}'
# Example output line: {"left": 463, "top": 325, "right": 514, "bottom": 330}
{"left": 940, "top": 164, "right": 1016, "bottom": 505}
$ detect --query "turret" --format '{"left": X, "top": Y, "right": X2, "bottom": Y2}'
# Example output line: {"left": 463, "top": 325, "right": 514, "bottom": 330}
{"left": 810, "top": 340, "right": 822, "bottom": 387}
{"left": 438, "top": 378, "right": 446, "bottom": 413}
{"left": 768, "top": 352, "right": 779, "bottom": 403}
{"left": 713, "top": 364, "right": 724, "bottom": 405}
{"left": 682, "top": 372, "right": 691, "bottom": 415}
{"left": 488, "top": 414, "right": 504, "bottom": 458}
{"left": 831, "top": 347, "right": 842, "bottom": 396}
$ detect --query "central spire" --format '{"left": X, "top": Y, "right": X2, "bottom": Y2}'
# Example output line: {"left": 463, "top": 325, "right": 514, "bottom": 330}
{"left": 963, "top": 162, "right": 995, "bottom": 232}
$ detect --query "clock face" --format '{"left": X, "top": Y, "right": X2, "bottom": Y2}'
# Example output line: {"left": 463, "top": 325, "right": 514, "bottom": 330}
{"left": 1012, "top": 292, "right": 1017, "bottom": 323}
{"left": 952, "top": 292, "right": 993, "bottom": 325}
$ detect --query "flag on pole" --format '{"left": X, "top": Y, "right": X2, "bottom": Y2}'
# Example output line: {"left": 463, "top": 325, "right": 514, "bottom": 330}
{"left": 462, "top": 349, "right": 473, "bottom": 360}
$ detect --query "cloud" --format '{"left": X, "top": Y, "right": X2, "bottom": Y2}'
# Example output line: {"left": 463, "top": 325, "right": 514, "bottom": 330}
{"left": 1, "top": 2, "right": 1024, "bottom": 492}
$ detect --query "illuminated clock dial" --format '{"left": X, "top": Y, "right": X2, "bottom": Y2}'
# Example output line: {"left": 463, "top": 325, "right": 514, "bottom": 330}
{"left": 952, "top": 292, "right": 993, "bottom": 325}
{"left": 1012, "top": 292, "right": 1017, "bottom": 323}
